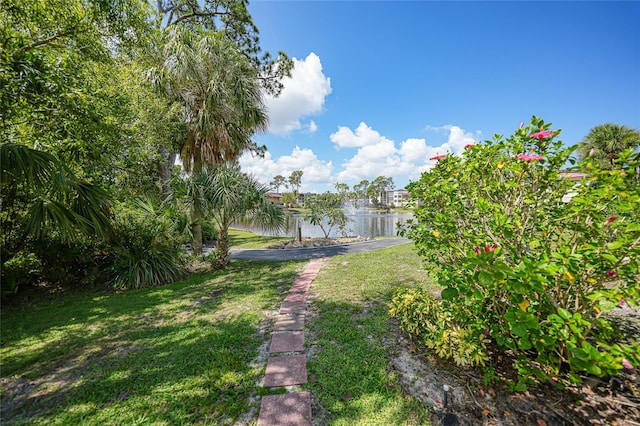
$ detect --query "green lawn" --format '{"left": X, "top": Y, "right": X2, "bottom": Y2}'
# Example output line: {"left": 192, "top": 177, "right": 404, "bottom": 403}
{"left": 228, "top": 228, "right": 291, "bottom": 248}
{"left": 0, "top": 261, "right": 303, "bottom": 425}
{"left": 306, "top": 243, "right": 435, "bottom": 425}
{"left": 1, "top": 239, "right": 436, "bottom": 425}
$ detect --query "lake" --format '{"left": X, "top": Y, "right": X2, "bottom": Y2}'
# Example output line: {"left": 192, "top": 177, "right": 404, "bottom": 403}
{"left": 234, "top": 211, "right": 413, "bottom": 239}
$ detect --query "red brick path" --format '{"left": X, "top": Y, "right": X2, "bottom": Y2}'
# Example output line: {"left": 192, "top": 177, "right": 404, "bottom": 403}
{"left": 257, "top": 259, "right": 324, "bottom": 425}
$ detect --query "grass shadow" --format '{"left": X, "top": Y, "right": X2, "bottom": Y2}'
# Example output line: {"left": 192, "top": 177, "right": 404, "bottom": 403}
{"left": 0, "top": 259, "right": 306, "bottom": 424}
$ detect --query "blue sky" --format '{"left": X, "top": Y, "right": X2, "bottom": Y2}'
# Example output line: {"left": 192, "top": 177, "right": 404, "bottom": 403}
{"left": 238, "top": 1, "right": 640, "bottom": 193}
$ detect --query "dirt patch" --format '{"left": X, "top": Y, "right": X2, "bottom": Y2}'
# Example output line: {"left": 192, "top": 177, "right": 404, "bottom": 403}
{"left": 267, "top": 236, "right": 371, "bottom": 249}
{"left": 384, "top": 317, "right": 640, "bottom": 425}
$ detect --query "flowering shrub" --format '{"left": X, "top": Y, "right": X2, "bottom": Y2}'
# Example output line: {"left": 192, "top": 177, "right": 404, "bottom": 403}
{"left": 393, "top": 116, "right": 640, "bottom": 389}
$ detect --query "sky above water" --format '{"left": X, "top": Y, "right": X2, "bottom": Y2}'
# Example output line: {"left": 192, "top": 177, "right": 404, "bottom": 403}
{"left": 238, "top": 1, "right": 640, "bottom": 193}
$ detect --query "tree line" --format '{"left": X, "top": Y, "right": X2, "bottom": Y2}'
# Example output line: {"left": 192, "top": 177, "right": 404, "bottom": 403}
{"left": 269, "top": 174, "right": 397, "bottom": 208}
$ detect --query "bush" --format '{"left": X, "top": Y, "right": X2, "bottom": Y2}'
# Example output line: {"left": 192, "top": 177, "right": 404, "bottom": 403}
{"left": 393, "top": 116, "right": 640, "bottom": 389}
{"left": 1, "top": 252, "right": 41, "bottom": 296}
{"left": 106, "top": 201, "right": 184, "bottom": 290}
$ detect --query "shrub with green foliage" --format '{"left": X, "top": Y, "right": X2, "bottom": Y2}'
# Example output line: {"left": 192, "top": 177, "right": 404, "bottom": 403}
{"left": 107, "top": 201, "right": 184, "bottom": 290}
{"left": 393, "top": 116, "right": 640, "bottom": 389}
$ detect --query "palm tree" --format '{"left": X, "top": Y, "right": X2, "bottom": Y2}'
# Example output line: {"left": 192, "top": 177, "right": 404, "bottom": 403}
{"left": 189, "top": 165, "right": 284, "bottom": 266}
{"left": 1, "top": 144, "right": 112, "bottom": 242}
{"left": 578, "top": 123, "right": 640, "bottom": 169}
{"left": 149, "top": 26, "right": 269, "bottom": 254}
{"left": 1, "top": 144, "right": 112, "bottom": 292}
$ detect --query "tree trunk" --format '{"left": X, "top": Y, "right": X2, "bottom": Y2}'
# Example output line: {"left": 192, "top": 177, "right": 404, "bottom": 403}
{"left": 190, "top": 203, "right": 203, "bottom": 255}
{"left": 157, "top": 144, "right": 175, "bottom": 202}
{"left": 190, "top": 138, "right": 204, "bottom": 255}
{"left": 217, "top": 226, "right": 230, "bottom": 266}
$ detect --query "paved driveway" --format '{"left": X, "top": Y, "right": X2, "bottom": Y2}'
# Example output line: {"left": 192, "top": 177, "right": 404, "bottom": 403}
{"left": 228, "top": 237, "right": 412, "bottom": 261}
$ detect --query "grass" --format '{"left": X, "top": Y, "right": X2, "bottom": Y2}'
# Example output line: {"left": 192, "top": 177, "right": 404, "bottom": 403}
{"left": 228, "top": 228, "right": 291, "bottom": 248}
{"left": 306, "top": 243, "right": 436, "bottom": 425}
{"left": 1, "top": 235, "right": 438, "bottom": 425}
{"left": 1, "top": 261, "right": 304, "bottom": 425}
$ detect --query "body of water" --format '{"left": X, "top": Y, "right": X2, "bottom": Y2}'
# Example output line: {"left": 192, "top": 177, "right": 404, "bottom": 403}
{"left": 235, "top": 211, "right": 413, "bottom": 239}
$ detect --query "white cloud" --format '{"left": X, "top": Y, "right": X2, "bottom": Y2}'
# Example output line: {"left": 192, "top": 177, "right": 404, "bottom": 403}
{"left": 424, "top": 124, "right": 481, "bottom": 152}
{"left": 399, "top": 138, "right": 429, "bottom": 163}
{"left": 265, "top": 53, "right": 332, "bottom": 135}
{"left": 330, "top": 122, "right": 391, "bottom": 149}
{"left": 241, "top": 123, "right": 481, "bottom": 192}
{"left": 332, "top": 123, "right": 481, "bottom": 188}
{"left": 239, "top": 146, "right": 333, "bottom": 192}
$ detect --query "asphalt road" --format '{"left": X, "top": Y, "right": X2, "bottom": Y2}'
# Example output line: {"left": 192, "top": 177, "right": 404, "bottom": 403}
{"left": 228, "top": 237, "right": 412, "bottom": 261}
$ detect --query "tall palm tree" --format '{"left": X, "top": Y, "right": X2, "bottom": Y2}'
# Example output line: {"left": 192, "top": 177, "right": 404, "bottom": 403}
{"left": 149, "top": 26, "right": 269, "bottom": 254}
{"left": 577, "top": 123, "right": 640, "bottom": 169}
{"left": 188, "top": 165, "right": 284, "bottom": 266}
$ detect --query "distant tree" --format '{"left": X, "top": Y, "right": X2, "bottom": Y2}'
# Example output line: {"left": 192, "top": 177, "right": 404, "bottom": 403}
{"left": 304, "top": 192, "right": 352, "bottom": 238}
{"left": 334, "top": 182, "right": 356, "bottom": 205}
{"left": 271, "top": 175, "right": 288, "bottom": 193}
{"left": 352, "top": 180, "right": 370, "bottom": 207}
{"left": 288, "top": 170, "right": 304, "bottom": 194}
{"left": 281, "top": 192, "right": 297, "bottom": 208}
{"left": 577, "top": 124, "right": 640, "bottom": 169}
{"left": 334, "top": 182, "right": 350, "bottom": 193}
{"left": 367, "top": 176, "right": 395, "bottom": 207}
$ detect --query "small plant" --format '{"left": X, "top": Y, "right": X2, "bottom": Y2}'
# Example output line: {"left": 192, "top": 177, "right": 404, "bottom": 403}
{"left": 393, "top": 116, "right": 640, "bottom": 387}
{"left": 390, "top": 287, "right": 489, "bottom": 367}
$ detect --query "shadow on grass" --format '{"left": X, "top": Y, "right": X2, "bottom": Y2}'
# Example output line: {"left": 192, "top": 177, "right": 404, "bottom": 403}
{"left": 3, "top": 318, "right": 258, "bottom": 424}
{"left": 0, "top": 259, "right": 305, "bottom": 424}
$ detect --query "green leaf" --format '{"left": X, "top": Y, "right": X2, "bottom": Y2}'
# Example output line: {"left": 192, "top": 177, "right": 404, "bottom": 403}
{"left": 518, "top": 337, "right": 532, "bottom": 350}
{"left": 606, "top": 240, "right": 623, "bottom": 250}
{"left": 514, "top": 382, "right": 527, "bottom": 391}
{"left": 586, "top": 364, "right": 602, "bottom": 376}
{"left": 441, "top": 287, "right": 458, "bottom": 300}
{"left": 478, "top": 271, "right": 493, "bottom": 286}
{"left": 557, "top": 308, "right": 572, "bottom": 321}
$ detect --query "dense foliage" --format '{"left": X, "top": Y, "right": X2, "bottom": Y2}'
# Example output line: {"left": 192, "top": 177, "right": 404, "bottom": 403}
{"left": 393, "top": 117, "right": 640, "bottom": 389}
{"left": 1, "top": 0, "right": 291, "bottom": 294}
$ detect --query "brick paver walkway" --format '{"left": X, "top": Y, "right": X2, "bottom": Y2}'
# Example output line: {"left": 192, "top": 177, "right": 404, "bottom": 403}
{"left": 257, "top": 258, "right": 324, "bottom": 425}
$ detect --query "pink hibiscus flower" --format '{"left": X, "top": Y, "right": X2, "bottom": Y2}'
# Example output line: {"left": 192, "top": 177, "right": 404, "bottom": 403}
{"left": 516, "top": 153, "right": 544, "bottom": 161}
{"left": 529, "top": 130, "right": 554, "bottom": 139}
{"left": 430, "top": 154, "right": 447, "bottom": 161}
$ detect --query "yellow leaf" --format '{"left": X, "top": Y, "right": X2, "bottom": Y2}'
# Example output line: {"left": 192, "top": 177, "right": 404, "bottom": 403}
{"left": 519, "top": 300, "right": 530, "bottom": 312}
{"left": 564, "top": 271, "right": 575, "bottom": 284}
